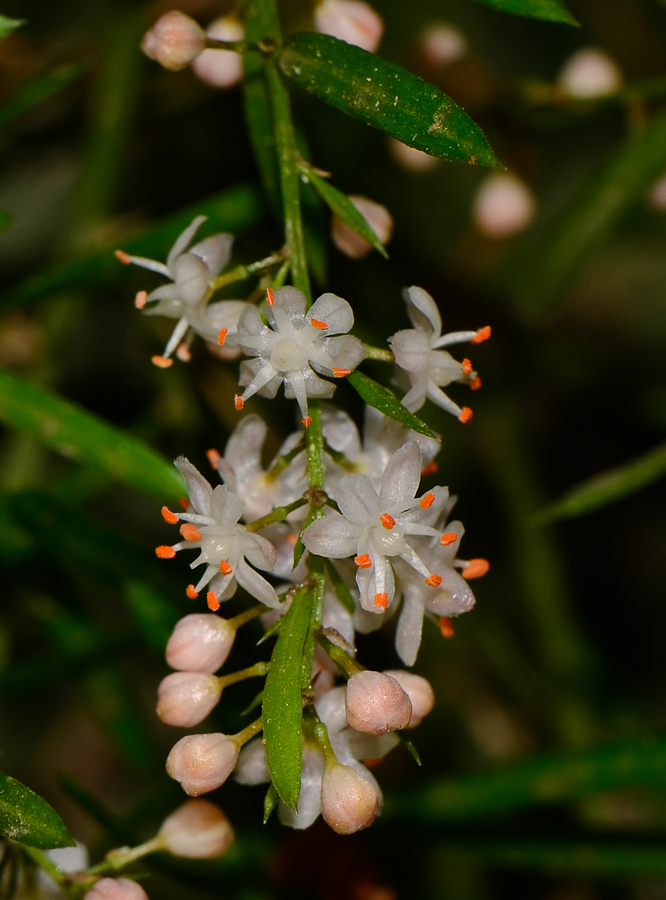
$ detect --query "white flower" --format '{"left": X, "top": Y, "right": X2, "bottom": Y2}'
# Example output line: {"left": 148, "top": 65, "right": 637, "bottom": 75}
{"left": 234, "top": 286, "right": 365, "bottom": 427}
{"left": 116, "top": 216, "right": 248, "bottom": 367}
{"left": 302, "top": 442, "right": 451, "bottom": 613}
{"left": 314, "top": 0, "right": 384, "bottom": 54}
{"left": 389, "top": 286, "right": 490, "bottom": 421}
{"left": 156, "top": 457, "right": 280, "bottom": 609}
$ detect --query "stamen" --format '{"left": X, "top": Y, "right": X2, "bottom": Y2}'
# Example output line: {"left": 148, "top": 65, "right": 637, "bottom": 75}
{"left": 179, "top": 497, "right": 190, "bottom": 511}
{"left": 363, "top": 757, "right": 384, "bottom": 768}
{"left": 425, "top": 574, "right": 442, "bottom": 587}
{"left": 471, "top": 326, "right": 491, "bottom": 344}
{"left": 380, "top": 513, "right": 396, "bottom": 530}
{"left": 421, "top": 461, "right": 438, "bottom": 477}
{"left": 420, "top": 492, "right": 435, "bottom": 509}
{"left": 311, "top": 318, "right": 328, "bottom": 329}
{"left": 332, "top": 367, "right": 352, "bottom": 378}
{"left": 152, "top": 355, "right": 173, "bottom": 369}
{"left": 266, "top": 287, "right": 275, "bottom": 306}
{"left": 219, "top": 560, "right": 232, "bottom": 575}
{"left": 458, "top": 407, "right": 473, "bottom": 424}
{"left": 176, "top": 343, "right": 191, "bottom": 362}
{"left": 186, "top": 584, "right": 199, "bottom": 599}
{"left": 440, "top": 532, "right": 458, "bottom": 546}
{"left": 180, "top": 523, "right": 202, "bottom": 542}
{"left": 207, "top": 591, "right": 221, "bottom": 611}
{"left": 462, "top": 358, "right": 473, "bottom": 375}
{"left": 115, "top": 249, "right": 131, "bottom": 264}
{"left": 439, "top": 616, "right": 455, "bottom": 638}
{"left": 235, "top": 395, "right": 244, "bottom": 410}
{"left": 206, "top": 448, "right": 220, "bottom": 469}
{"left": 135, "top": 290, "right": 147, "bottom": 309}
{"left": 155, "top": 545, "right": 176, "bottom": 559}
{"left": 161, "top": 506, "right": 179, "bottom": 525}
{"left": 374, "top": 592, "right": 388, "bottom": 610}
{"left": 301, "top": 416, "right": 312, "bottom": 428}
{"left": 354, "top": 554, "right": 372, "bottom": 568}
{"left": 286, "top": 533, "right": 297, "bottom": 545}
{"left": 217, "top": 327, "right": 228, "bottom": 346}
{"left": 462, "top": 558, "right": 489, "bottom": 579}
{"left": 470, "top": 376, "right": 482, "bottom": 391}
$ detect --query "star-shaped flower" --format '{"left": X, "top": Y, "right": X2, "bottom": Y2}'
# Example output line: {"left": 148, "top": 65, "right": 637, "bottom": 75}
{"left": 116, "top": 216, "right": 248, "bottom": 367}
{"left": 234, "top": 286, "right": 365, "bottom": 427}
{"left": 389, "top": 286, "right": 490, "bottom": 422}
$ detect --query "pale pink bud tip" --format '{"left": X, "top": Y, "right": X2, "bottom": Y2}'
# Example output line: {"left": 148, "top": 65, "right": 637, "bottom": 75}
{"left": 166, "top": 614, "right": 236, "bottom": 674}
{"left": 159, "top": 799, "right": 234, "bottom": 858}
{"left": 84, "top": 878, "right": 149, "bottom": 900}
{"left": 141, "top": 11, "right": 206, "bottom": 71}
{"left": 167, "top": 733, "right": 240, "bottom": 796}
{"left": 193, "top": 17, "right": 244, "bottom": 89}
{"left": 472, "top": 173, "right": 536, "bottom": 239}
{"left": 418, "top": 22, "right": 468, "bottom": 68}
{"left": 557, "top": 47, "right": 622, "bottom": 100}
{"left": 321, "top": 763, "right": 380, "bottom": 834}
{"left": 314, "top": 0, "right": 383, "bottom": 54}
{"left": 345, "top": 671, "right": 412, "bottom": 735}
{"left": 332, "top": 195, "right": 393, "bottom": 259}
{"left": 157, "top": 672, "right": 221, "bottom": 727}
{"left": 383, "top": 670, "right": 434, "bottom": 728}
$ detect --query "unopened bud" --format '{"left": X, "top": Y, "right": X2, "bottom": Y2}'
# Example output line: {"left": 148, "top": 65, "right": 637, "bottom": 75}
{"left": 320, "top": 761, "right": 380, "bottom": 834}
{"left": 166, "top": 733, "right": 239, "bottom": 796}
{"left": 332, "top": 196, "right": 393, "bottom": 259}
{"left": 84, "top": 878, "right": 148, "bottom": 900}
{"left": 159, "top": 799, "right": 234, "bottom": 858}
{"left": 314, "top": 0, "right": 383, "bottom": 54}
{"left": 472, "top": 172, "right": 535, "bottom": 239}
{"left": 383, "top": 670, "right": 434, "bottom": 728}
{"left": 388, "top": 139, "right": 440, "bottom": 174}
{"left": 157, "top": 672, "right": 221, "bottom": 727}
{"left": 141, "top": 11, "right": 206, "bottom": 71}
{"left": 345, "top": 670, "right": 412, "bottom": 735}
{"left": 192, "top": 17, "right": 244, "bottom": 89}
{"left": 166, "top": 614, "right": 235, "bottom": 673}
{"left": 557, "top": 47, "right": 622, "bottom": 99}
{"left": 418, "top": 22, "right": 468, "bottom": 68}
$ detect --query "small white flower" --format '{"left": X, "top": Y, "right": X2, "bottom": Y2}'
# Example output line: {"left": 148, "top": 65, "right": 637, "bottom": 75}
{"left": 156, "top": 457, "right": 279, "bottom": 609}
{"left": 314, "top": 0, "right": 384, "bottom": 53}
{"left": 389, "top": 286, "right": 490, "bottom": 422}
{"left": 116, "top": 216, "right": 248, "bottom": 367}
{"left": 234, "top": 286, "right": 365, "bottom": 427}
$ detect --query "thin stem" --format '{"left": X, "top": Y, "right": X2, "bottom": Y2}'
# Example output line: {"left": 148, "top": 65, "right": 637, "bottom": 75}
{"left": 364, "top": 344, "right": 394, "bottom": 362}
{"left": 20, "top": 846, "right": 66, "bottom": 889}
{"left": 218, "top": 660, "right": 270, "bottom": 689}
{"left": 306, "top": 401, "right": 325, "bottom": 490}
{"left": 86, "top": 838, "right": 162, "bottom": 876}
{"left": 244, "top": 496, "right": 308, "bottom": 531}
{"left": 317, "top": 634, "right": 364, "bottom": 678}
{"left": 209, "top": 249, "right": 287, "bottom": 292}
{"left": 228, "top": 604, "right": 266, "bottom": 630}
{"left": 323, "top": 440, "right": 356, "bottom": 471}
{"left": 232, "top": 715, "right": 264, "bottom": 747}
{"left": 266, "top": 440, "right": 305, "bottom": 481}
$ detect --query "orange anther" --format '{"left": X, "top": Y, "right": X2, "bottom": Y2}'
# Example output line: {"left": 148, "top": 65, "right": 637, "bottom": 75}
{"left": 155, "top": 545, "right": 176, "bottom": 559}
{"left": 354, "top": 554, "right": 372, "bottom": 569}
{"left": 286, "top": 533, "right": 297, "bottom": 545}
{"left": 235, "top": 395, "right": 244, "bottom": 410}
{"left": 462, "top": 358, "right": 473, "bottom": 375}
{"left": 161, "top": 506, "right": 179, "bottom": 525}
{"left": 206, "top": 448, "right": 220, "bottom": 469}
{"left": 180, "top": 523, "right": 202, "bottom": 542}
{"left": 420, "top": 492, "right": 435, "bottom": 509}
{"left": 115, "top": 249, "right": 131, "bottom": 264}
{"left": 332, "top": 367, "right": 352, "bottom": 378}
{"left": 176, "top": 343, "right": 191, "bottom": 362}
{"left": 421, "top": 461, "right": 438, "bottom": 477}
{"left": 186, "top": 584, "right": 199, "bottom": 599}
{"left": 207, "top": 591, "right": 221, "bottom": 611}
{"left": 135, "top": 290, "right": 147, "bottom": 309}
{"left": 266, "top": 287, "right": 275, "bottom": 306}
{"left": 462, "top": 558, "right": 489, "bottom": 579}
{"left": 152, "top": 355, "right": 173, "bottom": 369}
{"left": 440, "top": 532, "right": 457, "bottom": 546}
{"left": 439, "top": 616, "right": 455, "bottom": 639}
{"left": 217, "top": 327, "right": 228, "bottom": 346}
{"left": 179, "top": 497, "right": 190, "bottom": 511}
{"left": 469, "top": 376, "right": 482, "bottom": 391}
{"left": 363, "top": 757, "right": 384, "bottom": 768}
{"left": 471, "top": 326, "right": 491, "bottom": 344}
{"left": 374, "top": 592, "right": 388, "bottom": 610}
{"left": 301, "top": 416, "right": 312, "bottom": 428}
{"left": 380, "top": 513, "right": 395, "bottom": 530}
{"left": 311, "top": 318, "right": 328, "bottom": 329}
{"left": 219, "top": 560, "right": 232, "bottom": 575}
{"left": 458, "top": 407, "right": 473, "bottom": 424}
{"left": 425, "top": 574, "right": 442, "bottom": 587}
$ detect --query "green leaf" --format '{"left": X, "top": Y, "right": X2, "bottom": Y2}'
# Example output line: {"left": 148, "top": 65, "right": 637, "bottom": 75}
{"left": 325, "top": 559, "right": 355, "bottom": 615}
{"left": 470, "top": 0, "right": 578, "bottom": 25}
{"left": 298, "top": 163, "right": 388, "bottom": 258}
{"left": 123, "top": 581, "right": 179, "bottom": 655}
{"left": 346, "top": 370, "right": 437, "bottom": 438}
{"left": 535, "top": 441, "right": 666, "bottom": 523}
{"left": 397, "top": 733, "right": 422, "bottom": 767}
{"left": 0, "top": 208, "right": 13, "bottom": 232}
{"left": 278, "top": 33, "right": 502, "bottom": 169}
{"left": 263, "top": 783, "right": 279, "bottom": 824}
{"left": 0, "top": 773, "right": 74, "bottom": 848}
{"left": 0, "top": 369, "right": 184, "bottom": 501}
{"left": 262, "top": 587, "right": 311, "bottom": 811}
{"left": 0, "top": 15, "right": 25, "bottom": 40}
{"left": 0, "top": 62, "right": 88, "bottom": 129}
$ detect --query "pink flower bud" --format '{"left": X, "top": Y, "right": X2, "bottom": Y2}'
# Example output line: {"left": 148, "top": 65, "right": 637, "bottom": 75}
{"left": 141, "top": 11, "right": 206, "bottom": 72}
{"left": 557, "top": 47, "right": 622, "bottom": 99}
{"left": 157, "top": 672, "right": 221, "bottom": 727}
{"left": 165, "top": 614, "right": 236, "bottom": 673}
{"left": 320, "top": 762, "right": 380, "bottom": 834}
{"left": 159, "top": 799, "right": 234, "bottom": 858}
{"left": 388, "top": 139, "right": 440, "bottom": 174}
{"left": 383, "top": 670, "right": 434, "bottom": 728}
{"left": 314, "top": 0, "right": 383, "bottom": 54}
{"left": 345, "top": 671, "right": 412, "bottom": 735}
{"left": 166, "top": 733, "right": 239, "bottom": 796}
{"left": 84, "top": 878, "right": 148, "bottom": 900}
{"left": 331, "top": 196, "right": 393, "bottom": 259}
{"left": 472, "top": 173, "right": 535, "bottom": 239}
{"left": 192, "top": 17, "right": 244, "bottom": 89}
{"left": 418, "top": 22, "right": 468, "bottom": 69}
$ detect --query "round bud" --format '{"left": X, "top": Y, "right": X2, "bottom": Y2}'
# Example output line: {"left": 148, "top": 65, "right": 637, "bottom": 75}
{"left": 383, "top": 670, "right": 434, "bottom": 728}
{"left": 159, "top": 799, "right": 234, "bottom": 858}
{"left": 166, "top": 614, "right": 236, "bottom": 673}
{"left": 557, "top": 47, "right": 622, "bottom": 99}
{"left": 345, "top": 671, "right": 412, "bottom": 735}
{"left": 84, "top": 878, "right": 148, "bottom": 900}
{"left": 141, "top": 11, "right": 206, "bottom": 71}
{"left": 192, "top": 17, "right": 244, "bottom": 89}
{"left": 418, "top": 22, "right": 468, "bottom": 69}
{"left": 331, "top": 196, "right": 393, "bottom": 259}
{"left": 472, "top": 172, "right": 535, "bottom": 239}
{"left": 314, "top": 0, "right": 383, "bottom": 54}
{"left": 320, "top": 762, "right": 380, "bottom": 834}
{"left": 157, "top": 672, "right": 221, "bottom": 727}
{"left": 166, "top": 733, "right": 239, "bottom": 796}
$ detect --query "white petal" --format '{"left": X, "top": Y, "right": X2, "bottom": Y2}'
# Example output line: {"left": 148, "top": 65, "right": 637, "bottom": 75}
{"left": 278, "top": 744, "right": 325, "bottom": 829}
{"left": 234, "top": 738, "right": 270, "bottom": 785}
{"left": 189, "top": 232, "right": 233, "bottom": 277}
{"left": 224, "top": 415, "right": 267, "bottom": 482}
{"left": 315, "top": 685, "right": 348, "bottom": 737}
{"left": 123, "top": 254, "right": 171, "bottom": 278}
{"left": 173, "top": 252, "right": 211, "bottom": 305}
{"left": 381, "top": 442, "right": 421, "bottom": 507}
{"left": 428, "top": 349, "right": 464, "bottom": 387}
{"left": 395, "top": 589, "right": 425, "bottom": 666}
{"left": 426, "top": 382, "right": 462, "bottom": 417}
{"left": 240, "top": 531, "right": 277, "bottom": 571}
{"left": 390, "top": 328, "right": 431, "bottom": 375}
{"left": 210, "top": 484, "right": 243, "bottom": 529}
{"left": 239, "top": 359, "right": 282, "bottom": 399}
{"left": 425, "top": 568, "right": 476, "bottom": 616}
{"left": 403, "top": 285, "right": 441, "bottom": 336}
{"left": 302, "top": 513, "right": 360, "bottom": 558}
{"left": 194, "top": 299, "right": 249, "bottom": 342}
{"left": 336, "top": 474, "right": 380, "bottom": 525}
{"left": 235, "top": 558, "right": 280, "bottom": 608}
{"left": 175, "top": 457, "right": 213, "bottom": 516}
{"left": 401, "top": 380, "right": 428, "bottom": 413}
{"left": 167, "top": 215, "right": 207, "bottom": 270}
{"left": 284, "top": 367, "right": 335, "bottom": 399}
{"left": 307, "top": 293, "right": 354, "bottom": 334}
{"left": 273, "top": 286, "right": 306, "bottom": 318}
{"left": 323, "top": 334, "right": 365, "bottom": 371}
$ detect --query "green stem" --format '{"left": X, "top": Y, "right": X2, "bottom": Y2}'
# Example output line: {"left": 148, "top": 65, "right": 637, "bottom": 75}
{"left": 86, "top": 837, "right": 162, "bottom": 876}
{"left": 266, "top": 440, "right": 305, "bottom": 480}
{"left": 209, "top": 249, "right": 287, "bottom": 292}
{"left": 363, "top": 344, "right": 394, "bottom": 362}
{"left": 21, "top": 846, "right": 66, "bottom": 889}
{"left": 317, "top": 634, "right": 363, "bottom": 678}
{"left": 218, "top": 660, "right": 270, "bottom": 689}
{"left": 228, "top": 603, "right": 266, "bottom": 630}
{"left": 305, "top": 401, "right": 325, "bottom": 490}
{"left": 232, "top": 715, "right": 264, "bottom": 747}
{"left": 244, "top": 496, "right": 308, "bottom": 532}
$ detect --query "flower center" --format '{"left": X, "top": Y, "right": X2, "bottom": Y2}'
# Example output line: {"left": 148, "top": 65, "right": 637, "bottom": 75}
{"left": 271, "top": 336, "right": 308, "bottom": 372}
{"left": 200, "top": 533, "right": 237, "bottom": 565}
{"left": 369, "top": 522, "right": 408, "bottom": 556}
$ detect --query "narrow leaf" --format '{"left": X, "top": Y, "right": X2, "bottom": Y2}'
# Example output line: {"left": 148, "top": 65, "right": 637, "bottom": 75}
{"left": 0, "top": 773, "right": 74, "bottom": 849}
{"left": 347, "top": 370, "right": 437, "bottom": 438}
{"left": 535, "top": 441, "right": 666, "bottom": 523}
{"left": 278, "top": 33, "right": 502, "bottom": 168}
{"left": 325, "top": 559, "right": 356, "bottom": 615}
{"left": 0, "top": 15, "right": 25, "bottom": 40}
{"left": 0, "top": 369, "right": 184, "bottom": 501}
{"left": 262, "top": 587, "right": 311, "bottom": 810}
{"left": 123, "top": 581, "right": 179, "bottom": 654}
{"left": 0, "top": 62, "right": 88, "bottom": 129}
{"left": 397, "top": 733, "right": 422, "bottom": 767}
{"left": 470, "top": 0, "right": 578, "bottom": 25}
{"left": 263, "top": 784, "right": 280, "bottom": 824}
